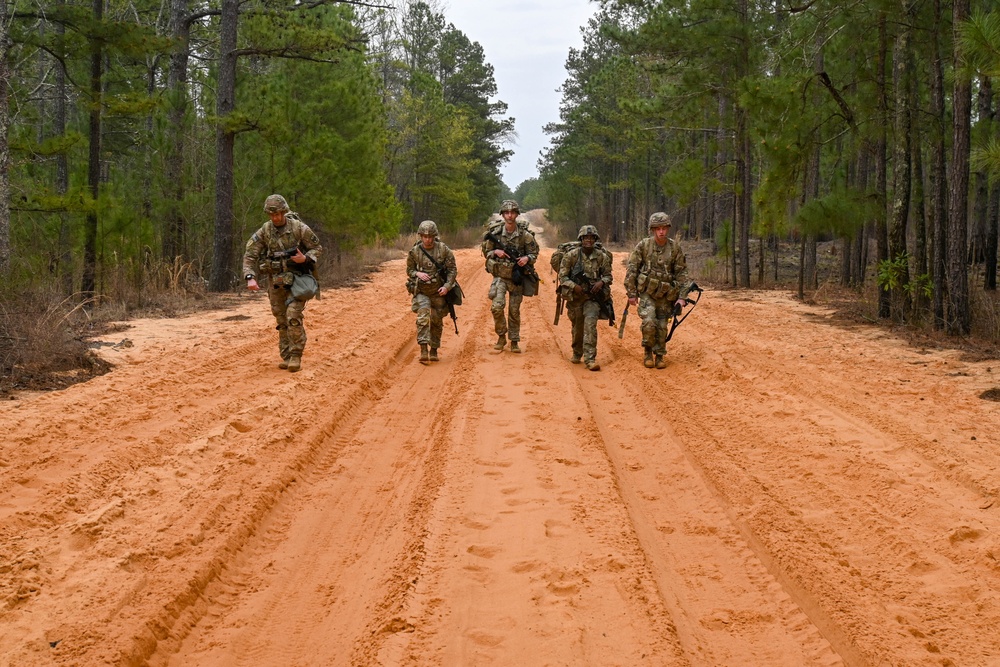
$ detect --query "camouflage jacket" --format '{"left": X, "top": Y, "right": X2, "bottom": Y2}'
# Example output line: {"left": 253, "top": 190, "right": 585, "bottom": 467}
{"left": 481, "top": 222, "right": 538, "bottom": 279}
{"left": 558, "top": 246, "right": 613, "bottom": 302}
{"left": 243, "top": 213, "right": 322, "bottom": 280}
{"left": 407, "top": 241, "right": 458, "bottom": 296}
{"left": 624, "top": 237, "right": 689, "bottom": 300}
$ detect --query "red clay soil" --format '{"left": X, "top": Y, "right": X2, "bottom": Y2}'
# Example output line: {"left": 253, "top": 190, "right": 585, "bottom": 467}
{"left": 2, "top": 213, "right": 999, "bottom": 666}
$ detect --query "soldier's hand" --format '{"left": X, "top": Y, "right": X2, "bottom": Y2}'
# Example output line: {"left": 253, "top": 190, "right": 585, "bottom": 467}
{"left": 517, "top": 256, "right": 529, "bottom": 267}
{"left": 628, "top": 297, "right": 638, "bottom": 307}
{"left": 247, "top": 278, "right": 260, "bottom": 292}
{"left": 416, "top": 271, "right": 431, "bottom": 282}
{"left": 591, "top": 280, "right": 604, "bottom": 294}
{"left": 290, "top": 248, "right": 307, "bottom": 264}
{"left": 493, "top": 249, "right": 509, "bottom": 259}
{"left": 675, "top": 299, "right": 686, "bottom": 309}
{"left": 573, "top": 284, "right": 584, "bottom": 295}
{"left": 438, "top": 286, "right": 449, "bottom": 296}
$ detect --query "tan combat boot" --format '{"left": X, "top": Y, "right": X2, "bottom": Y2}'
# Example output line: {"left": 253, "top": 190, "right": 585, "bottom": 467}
{"left": 493, "top": 335, "right": 506, "bottom": 351}
{"left": 570, "top": 353, "right": 582, "bottom": 364}
{"left": 429, "top": 348, "right": 439, "bottom": 361}
{"left": 585, "top": 359, "right": 601, "bottom": 371}
{"left": 278, "top": 357, "right": 289, "bottom": 369}
{"left": 510, "top": 341, "right": 521, "bottom": 353}
{"left": 287, "top": 356, "right": 302, "bottom": 372}
{"left": 643, "top": 348, "right": 654, "bottom": 368}
{"left": 655, "top": 354, "right": 666, "bottom": 370}
{"left": 419, "top": 344, "right": 430, "bottom": 364}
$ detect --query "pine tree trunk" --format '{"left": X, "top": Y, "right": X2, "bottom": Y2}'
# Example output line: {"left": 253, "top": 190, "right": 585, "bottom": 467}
{"left": 0, "top": 0, "right": 12, "bottom": 275}
{"left": 986, "top": 183, "right": 999, "bottom": 291}
{"left": 970, "top": 76, "right": 993, "bottom": 265}
{"left": 210, "top": 0, "right": 238, "bottom": 292}
{"left": 875, "top": 12, "right": 890, "bottom": 319}
{"left": 163, "top": 0, "right": 190, "bottom": 262}
{"left": 82, "top": 0, "right": 104, "bottom": 296}
{"left": 947, "top": 0, "right": 972, "bottom": 335}
{"left": 930, "top": 0, "right": 948, "bottom": 328}
{"left": 889, "top": 17, "right": 912, "bottom": 319}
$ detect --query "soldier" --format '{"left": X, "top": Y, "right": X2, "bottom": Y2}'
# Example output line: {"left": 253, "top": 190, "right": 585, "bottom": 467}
{"left": 406, "top": 220, "right": 458, "bottom": 364}
{"left": 558, "top": 225, "right": 614, "bottom": 371}
{"left": 482, "top": 199, "right": 539, "bottom": 353}
{"left": 624, "top": 212, "right": 691, "bottom": 370}
{"left": 243, "top": 194, "right": 323, "bottom": 373}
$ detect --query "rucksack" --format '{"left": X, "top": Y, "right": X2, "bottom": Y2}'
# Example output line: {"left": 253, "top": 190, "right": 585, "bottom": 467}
{"left": 550, "top": 240, "right": 609, "bottom": 274}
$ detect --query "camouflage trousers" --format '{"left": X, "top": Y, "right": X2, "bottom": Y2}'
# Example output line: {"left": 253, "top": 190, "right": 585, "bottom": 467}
{"left": 489, "top": 277, "right": 524, "bottom": 341}
{"left": 411, "top": 292, "right": 447, "bottom": 348}
{"left": 269, "top": 283, "right": 307, "bottom": 360}
{"left": 638, "top": 292, "right": 673, "bottom": 355}
{"left": 567, "top": 299, "right": 601, "bottom": 363}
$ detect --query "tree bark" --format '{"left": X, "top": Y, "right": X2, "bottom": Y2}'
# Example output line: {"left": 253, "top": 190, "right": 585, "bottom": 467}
{"left": 947, "top": 0, "right": 972, "bottom": 335}
{"left": 930, "top": 0, "right": 948, "bottom": 328}
{"left": 875, "top": 12, "right": 890, "bottom": 319}
{"left": 164, "top": 0, "right": 191, "bottom": 262}
{"left": 82, "top": 0, "right": 104, "bottom": 296}
{"left": 0, "top": 0, "right": 12, "bottom": 275}
{"left": 210, "top": 0, "right": 238, "bottom": 292}
{"left": 889, "top": 13, "right": 912, "bottom": 319}
{"left": 970, "top": 76, "right": 993, "bottom": 266}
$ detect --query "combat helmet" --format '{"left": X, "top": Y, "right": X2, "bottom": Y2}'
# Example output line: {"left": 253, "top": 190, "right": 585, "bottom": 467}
{"left": 263, "top": 194, "right": 290, "bottom": 214}
{"left": 499, "top": 199, "right": 520, "bottom": 214}
{"left": 417, "top": 220, "right": 439, "bottom": 236}
{"left": 648, "top": 211, "right": 672, "bottom": 230}
{"left": 577, "top": 225, "right": 600, "bottom": 241}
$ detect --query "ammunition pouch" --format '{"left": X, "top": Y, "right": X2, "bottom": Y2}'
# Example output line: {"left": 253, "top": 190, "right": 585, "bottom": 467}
{"left": 492, "top": 260, "right": 514, "bottom": 281}
{"left": 638, "top": 271, "right": 675, "bottom": 299}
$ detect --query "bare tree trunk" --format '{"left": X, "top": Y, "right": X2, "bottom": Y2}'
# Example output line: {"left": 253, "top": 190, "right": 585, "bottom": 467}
{"left": 875, "top": 12, "right": 890, "bottom": 319}
{"left": 82, "top": 0, "right": 104, "bottom": 296}
{"left": 969, "top": 76, "right": 993, "bottom": 264}
{"left": 163, "top": 0, "right": 191, "bottom": 262}
{"left": 0, "top": 0, "right": 12, "bottom": 275}
{"left": 889, "top": 14, "right": 912, "bottom": 319}
{"left": 970, "top": 76, "right": 993, "bottom": 266}
{"left": 210, "top": 0, "right": 238, "bottom": 292}
{"left": 987, "top": 183, "right": 999, "bottom": 291}
{"left": 930, "top": 0, "right": 948, "bottom": 328}
{"left": 947, "top": 0, "right": 972, "bottom": 335}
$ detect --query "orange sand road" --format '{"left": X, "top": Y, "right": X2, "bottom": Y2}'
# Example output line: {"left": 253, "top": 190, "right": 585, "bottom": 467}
{"left": 2, "top": 221, "right": 1000, "bottom": 666}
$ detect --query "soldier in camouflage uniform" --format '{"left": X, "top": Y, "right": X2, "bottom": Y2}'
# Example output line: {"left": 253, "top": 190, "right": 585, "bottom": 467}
{"left": 558, "top": 225, "right": 614, "bottom": 371}
{"left": 624, "top": 212, "right": 690, "bottom": 370}
{"left": 407, "top": 220, "right": 458, "bottom": 363}
{"left": 243, "top": 194, "right": 323, "bottom": 373}
{"left": 482, "top": 199, "right": 539, "bottom": 353}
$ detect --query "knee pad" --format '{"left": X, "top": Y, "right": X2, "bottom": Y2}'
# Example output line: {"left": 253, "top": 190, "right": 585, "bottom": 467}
{"left": 288, "top": 318, "right": 302, "bottom": 328}
{"left": 275, "top": 324, "right": 287, "bottom": 331}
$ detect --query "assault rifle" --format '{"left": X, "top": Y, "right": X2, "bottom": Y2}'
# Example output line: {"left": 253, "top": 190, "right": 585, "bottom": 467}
{"left": 664, "top": 282, "right": 703, "bottom": 342}
{"left": 568, "top": 263, "right": 615, "bottom": 327}
{"left": 483, "top": 230, "right": 539, "bottom": 287}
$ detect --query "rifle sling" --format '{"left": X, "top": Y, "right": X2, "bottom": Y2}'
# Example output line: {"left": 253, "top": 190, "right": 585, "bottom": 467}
{"left": 419, "top": 245, "right": 450, "bottom": 283}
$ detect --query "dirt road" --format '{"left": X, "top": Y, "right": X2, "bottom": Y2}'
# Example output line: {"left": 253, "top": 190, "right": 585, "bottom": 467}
{"left": 2, "top": 222, "right": 1000, "bottom": 666}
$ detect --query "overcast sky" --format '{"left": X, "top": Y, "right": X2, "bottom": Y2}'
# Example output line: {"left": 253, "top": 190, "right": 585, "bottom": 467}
{"left": 442, "top": 0, "right": 599, "bottom": 191}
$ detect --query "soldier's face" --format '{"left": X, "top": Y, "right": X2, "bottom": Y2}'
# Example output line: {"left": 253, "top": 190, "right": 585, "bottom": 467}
{"left": 420, "top": 233, "right": 436, "bottom": 248}
{"left": 502, "top": 210, "right": 518, "bottom": 227}
{"left": 581, "top": 235, "right": 597, "bottom": 250}
{"left": 652, "top": 225, "right": 670, "bottom": 243}
{"left": 269, "top": 211, "right": 287, "bottom": 226}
